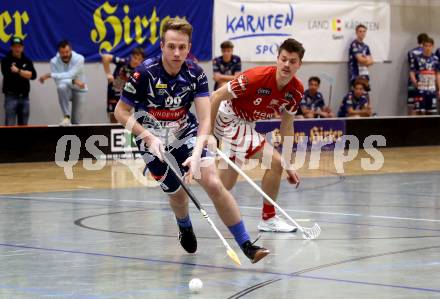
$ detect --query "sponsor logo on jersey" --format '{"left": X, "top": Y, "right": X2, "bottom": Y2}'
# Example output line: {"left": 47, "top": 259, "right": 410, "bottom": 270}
{"left": 156, "top": 83, "right": 167, "bottom": 89}
{"left": 257, "top": 88, "right": 272, "bottom": 96}
{"left": 133, "top": 72, "right": 140, "bottom": 80}
{"left": 253, "top": 110, "right": 274, "bottom": 119}
{"left": 181, "top": 86, "right": 192, "bottom": 92}
{"left": 148, "top": 107, "right": 186, "bottom": 121}
{"left": 123, "top": 82, "right": 136, "bottom": 94}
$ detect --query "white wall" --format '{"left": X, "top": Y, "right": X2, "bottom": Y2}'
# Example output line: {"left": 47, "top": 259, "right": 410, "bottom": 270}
{"left": 1, "top": 1, "right": 439, "bottom": 125}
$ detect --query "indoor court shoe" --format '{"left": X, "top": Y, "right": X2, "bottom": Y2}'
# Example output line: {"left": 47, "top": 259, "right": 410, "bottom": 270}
{"left": 241, "top": 241, "right": 270, "bottom": 264}
{"left": 60, "top": 116, "right": 71, "bottom": 126}
{"left": 178, "top": 225, "right": 197, "bottom": 253}
{"left": 257, "top": 215, "right": 298, "bottom": 232}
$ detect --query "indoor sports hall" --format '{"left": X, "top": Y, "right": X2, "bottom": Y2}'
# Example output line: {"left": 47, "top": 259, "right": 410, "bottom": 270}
{"left": 1, "top": 1, "right": 439, "bottom": 298}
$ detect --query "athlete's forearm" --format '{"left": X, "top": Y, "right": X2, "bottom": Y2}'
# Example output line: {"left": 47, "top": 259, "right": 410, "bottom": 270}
{"left": 114, "top": 101, "right": 154, "bottom": 143}
{"left": 18, "top": 69, "right": 33, "bottom": 80}
{"left": 280, "top": 113, "right": 295, "bottom": 143}
{"left": 409, "top": 71, "right": 418, "bottom": 86}
{"left": 347, "top": 109, "right": 362, "bottom": 117}
{"left": 101, "top": 54, "right": 113, "bottom": 75}
{"left": 436, "top": 73, "right": 440, "bottom": 91}
{"left": 192, "top": 97, "right": 212, "bottom": 163}
{"left": 210, "top": 92, "right": 223, "bottom": 133}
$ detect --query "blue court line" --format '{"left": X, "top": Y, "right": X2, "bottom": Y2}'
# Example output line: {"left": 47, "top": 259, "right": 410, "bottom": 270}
{"left": 229, "top": 33, "right": 291, "bottom": 40}
{"left": 0, "top": 243, "right": 439, "bottom": 294}
{"left": 0, "top": 283, "right": 105, "bottom": 299}
{"left": 2, "top": 194, "right": 440, "bottom": 236}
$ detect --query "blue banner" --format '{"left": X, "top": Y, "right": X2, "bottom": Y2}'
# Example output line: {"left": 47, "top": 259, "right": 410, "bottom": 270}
{"left": 255, "top": 119, "right": 346, "bottom": 150}
{"left": 0, "top": 0, "right": 213, "bottom": 61}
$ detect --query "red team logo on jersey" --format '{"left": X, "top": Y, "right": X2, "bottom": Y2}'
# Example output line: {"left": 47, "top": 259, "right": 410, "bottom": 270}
{"left": 133, "top": 72, "right": 141, "bottom": 80}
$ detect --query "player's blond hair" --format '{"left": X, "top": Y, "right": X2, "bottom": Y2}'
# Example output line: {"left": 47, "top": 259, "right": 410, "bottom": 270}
{"left": 161, "top": 17, "right": 193, "bottom": 42}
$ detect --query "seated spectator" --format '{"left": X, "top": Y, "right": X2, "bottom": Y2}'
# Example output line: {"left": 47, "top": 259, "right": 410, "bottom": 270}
{"left": 39, "top": 40, "right": 87, "bottom": 126}
{"left": 101, "top": 47, "right": 145, "bottom": 123}
{"left": 337, "top": 80, "right": 372, "bottom": 117}
{"left": 212, "top": 41, "right": 241, "bottom": 90}
{"left": 301, "top": 76, "right": 334, "bottom": 118}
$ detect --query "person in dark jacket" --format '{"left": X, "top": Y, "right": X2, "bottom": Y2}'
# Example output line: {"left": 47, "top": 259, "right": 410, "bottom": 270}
{"left": 1, "top": 36, "right": 37, "bottom": 126}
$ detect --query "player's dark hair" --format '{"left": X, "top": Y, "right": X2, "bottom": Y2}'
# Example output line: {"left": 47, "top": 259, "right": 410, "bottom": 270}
{"left": 161, "top": 17, "right": 193, "bottom": 42}
{"left": 424, "top": 37, "right": 434, "bottom": 45}
{"left": 278, "top": 38, "right": 305, "bottom": 60}
{"left": 308, "top": 76, "right": 321, "bottom": 85}
{"left": 355, "top": 24, "right": 367, "bottom": 32}
{"left": 131, "top": 47, "right": 145, "bottom": 58}
{"left": 221, "top": 41, "right": 234, "bottom": 49}
{"left": 57, "top": 40, "right": 71, "bottom": 49}
{"left": 417, "top": 33, "right": 429, "bottom": 44}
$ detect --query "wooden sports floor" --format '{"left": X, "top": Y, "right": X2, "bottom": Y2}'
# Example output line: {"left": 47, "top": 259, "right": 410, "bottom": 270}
{"left": 0, "top": 146, "right": 439, "bottom": 298}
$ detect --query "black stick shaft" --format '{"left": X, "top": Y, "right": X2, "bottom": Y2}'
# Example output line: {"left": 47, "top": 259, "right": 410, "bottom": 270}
{"left": 164, "top": 157, "right": 203, "bottom": 211}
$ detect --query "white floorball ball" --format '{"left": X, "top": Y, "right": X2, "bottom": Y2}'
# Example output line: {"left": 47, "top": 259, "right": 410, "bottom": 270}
{"left": 189, "top": 278, "right": 203, "bottom": 293}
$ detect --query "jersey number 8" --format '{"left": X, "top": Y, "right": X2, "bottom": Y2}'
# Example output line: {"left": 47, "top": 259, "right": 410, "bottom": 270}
{"left": 253, "top": 98, "right": 262, "bottom": 106}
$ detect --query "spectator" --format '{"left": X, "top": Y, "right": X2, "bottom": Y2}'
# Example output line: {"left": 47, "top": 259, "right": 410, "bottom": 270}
{"left": 338, "top": 79, "right": 372, "bottom": 117}
{"left": 407, "top": 33, "right": 429, "bottom": 115}
{"left": 212, "top": 41, "right": 241, "bottom": 90}
{"left": 301, "top": 76, "right": 334, "bottom": 118}
{"left": 1, "top": 36, "right": 37, "bottom": 126}
{"left": 409, "top": 37, "right": 440, "bottom": 115}
{"left": 101, "top": 47, "right": 145, "bottom": 123}
{"left": 348, "top": 24, "right": 373, "bottom": 87}
{"left": 39, "top": 40, "right": 87, "bottom": 125}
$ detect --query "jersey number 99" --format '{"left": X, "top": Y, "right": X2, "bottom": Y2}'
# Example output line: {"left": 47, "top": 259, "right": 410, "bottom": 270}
{"left": 165, "top": 96, "right": 182, "bottom": 107}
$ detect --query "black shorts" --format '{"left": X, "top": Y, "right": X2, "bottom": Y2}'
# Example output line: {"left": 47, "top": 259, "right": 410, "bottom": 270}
{"left": 407, "top": 85, "right": 418, "bottom": 105}
{"left": 141, "top": 135, "right": 212, "bottom": 194}
{"left": 414, "top": 92, "right": 438, "bottom": 113}
{"left": 107, "top": 97, "right": 118, "bottom": 113}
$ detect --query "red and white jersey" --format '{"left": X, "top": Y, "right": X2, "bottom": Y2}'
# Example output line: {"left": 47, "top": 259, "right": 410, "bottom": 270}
{"left": 227, "top": 66, "right": 304, "bottom": 121}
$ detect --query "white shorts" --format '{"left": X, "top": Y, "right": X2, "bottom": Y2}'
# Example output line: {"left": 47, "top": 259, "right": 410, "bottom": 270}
{"left": 214, "top": 101, "right": 265, "bottom": 160}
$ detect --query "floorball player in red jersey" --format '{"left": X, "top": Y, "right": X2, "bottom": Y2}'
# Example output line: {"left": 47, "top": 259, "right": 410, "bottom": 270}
{"left": 211, "top": 38, "right": 304, "bottom": 232}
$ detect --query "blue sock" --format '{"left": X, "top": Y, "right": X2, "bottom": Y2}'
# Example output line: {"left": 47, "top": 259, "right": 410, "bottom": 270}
{"left": 176, "top": 215, "right": 192, "bottom": 228}
{"left": 228, "top": 221, "right": 250, "bottom": 248}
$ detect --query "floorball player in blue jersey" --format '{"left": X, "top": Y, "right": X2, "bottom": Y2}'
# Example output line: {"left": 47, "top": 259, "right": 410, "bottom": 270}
{"left": 114, "top": 17, "right": 269, "bottom": 264}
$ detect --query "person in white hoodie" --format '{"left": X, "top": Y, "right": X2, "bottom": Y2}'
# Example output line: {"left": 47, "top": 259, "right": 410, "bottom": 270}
{"left": 39, "top": 40, "right": 87, "bottom": 125}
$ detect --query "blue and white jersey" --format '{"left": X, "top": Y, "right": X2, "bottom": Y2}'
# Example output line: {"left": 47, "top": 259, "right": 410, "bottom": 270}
{"left": 212, "top": 55, "right": 241, "bottom": 90}
{"left": 410, "top": 53, "right": 440, "bottom": 94}
{"left": 407, "top": 46, "right": 423, "bottom": 86}
{"left": 301, "top": 90, "right": 325, "bottom": 111}
{"left": 121, "top": 55, "right": 209, "bottom": 142}
{"left": 348, "top": 40, "right": 371, "bottom": 83}
{"left": 408, "top": 46, "right": 423, "bottom": 65}
{"left": 435, "top": 48, "right": 440, "bottom": 61}
{"left": 337, "top": 91, "right": 369, "bottom": 117}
